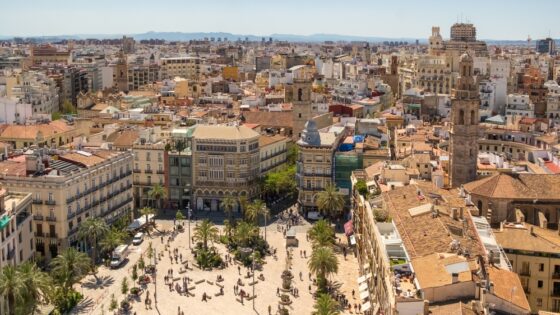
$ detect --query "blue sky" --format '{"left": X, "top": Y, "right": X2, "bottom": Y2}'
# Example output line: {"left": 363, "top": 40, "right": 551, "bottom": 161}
{"left": 1, "top": 0, "right": 558, "bottom": 40}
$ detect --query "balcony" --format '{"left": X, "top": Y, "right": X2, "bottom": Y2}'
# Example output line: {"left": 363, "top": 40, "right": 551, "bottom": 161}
{"left": 45, "top": 233, "right": 58, "bottom": 239}
{"left": 34, "top": 232, "right": 44, "bottom": 237}
{"left": 45, "top": 216, "right": 56, "bottom": 222}
{"left": 67, "top": 212, "right": 76, "bottom": 220}
{"left": 553, "top": 273, "right": 560, "bottom": 279}
{"left": 68, "top": 226, "right": 78, "bottom": 235}
{"left": 552, "top": 291, "right": 560, "bottom": 297}
{"left": 32, "top": 199, "right": 43, "bottom": 205}
{"left": 156, "top": 170, "right": 165, "bottom": 174}
{"left": 519, "top": 269, "right": 531, "bottom": 277}
{"left": 144, "top": 169, "right": 153, "bottom": 174}
{"left": 7, "top": 249, "right": 15, "bottom": 260}
{"left": 133, "top": 169, "right": 141, "bottom": 173}
{"left": 45, "top": 200, "right": 56, "bottom": 206}
{"left": 66, "top": 196, "right": 75, "bottom": 203}
{"left": 33, "top": 214, "right": 44, "bottom": 221}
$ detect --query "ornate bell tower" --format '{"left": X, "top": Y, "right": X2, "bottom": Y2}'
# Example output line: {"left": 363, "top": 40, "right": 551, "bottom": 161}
{"left": 289, "top": 78, "right": 314, "bottom": 140}
{"left": 449, "top": 52, "right": 479, "bottom": 187}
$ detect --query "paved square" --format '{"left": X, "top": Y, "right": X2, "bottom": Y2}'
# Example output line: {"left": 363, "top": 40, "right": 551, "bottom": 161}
{"left": 72, "top": 215, "right": 360, "bottom": 315}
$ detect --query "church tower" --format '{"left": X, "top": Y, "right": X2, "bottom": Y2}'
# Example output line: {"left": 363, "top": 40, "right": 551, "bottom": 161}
{"left": 429, "top": 26, "right": 444, "bottom": 55}
{"left": 450, "top": 52, "right": 479, "bottom": 187}
{"left": 288, "top": 76, "right": 317, "bottom": 140}
{"left": 113, "top": 50, "right": 128, "bottom": 92}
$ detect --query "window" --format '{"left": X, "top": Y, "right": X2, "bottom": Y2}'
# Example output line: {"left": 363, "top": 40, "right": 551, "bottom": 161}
{"left": 538, "top": 280, "right": 544, "bottom": 288}
{"left": 537, "top": 298, "right": 543, "bottom": 307}
{"left": 146, "top": 152, "right": 151, "bottom": 161}
{"left": 539, "top": 263, "right": 545, "bottom": 272}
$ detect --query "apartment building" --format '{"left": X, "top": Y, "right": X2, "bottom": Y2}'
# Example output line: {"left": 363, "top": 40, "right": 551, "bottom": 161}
{"left": 127, "top": 64, "right": 160, "bottom": 91}
{"left": 132, "top": 128, "right": 167, "bottom": 208}
{"left": 160, "top": 56, "right": 202, "bottom": 80}
{"left": 351, "top": 179, "right": 530, "bottom": 315}
{"left": 30, "top": 44, "right": 70, "bottom": 65}
{"left": 0, "top": 189, "right": 34, "bottom": 269}
{"left": 0, "top": 148, "right": 133, "bottom": 260}
{"left": 192, "top": 125, "right": 260, "bottom": 212}
{"left": 1, "top": 70, "right": 60, "bottom": 120}
{"left": 259, "top": 134, "right": 289, "bottom": 176}
{"left": 0, "top": 189, "right": 34, "bottom": 315}
{"left": 296, "top": 121, "right": 344, "bottom": 212}
{"left": 166, "top": 127, "right": 195, "bottom": 209}
{"left": 495, "top": 222, "right": 560, "bottom": 313}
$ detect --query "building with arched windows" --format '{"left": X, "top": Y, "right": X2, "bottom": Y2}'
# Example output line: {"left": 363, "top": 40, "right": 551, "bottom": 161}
{"left": 449, "top": 52, "right": 480, "bottom": 187}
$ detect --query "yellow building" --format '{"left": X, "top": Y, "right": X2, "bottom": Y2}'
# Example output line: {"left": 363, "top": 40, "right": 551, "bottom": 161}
{"left": 222, "top": 66, "right": 239, "bottom": 82}
{"left": 132, "top": 130, "right": 167, "bottom": 208}
{"left": 0, "top": 120, "right": 79, "bottom": 149}
{"left": 495, "top": 223, "right": 560, "bottom": 313}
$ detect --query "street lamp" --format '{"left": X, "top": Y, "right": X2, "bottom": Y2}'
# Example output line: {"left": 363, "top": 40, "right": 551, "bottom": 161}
{"left": 262, "top": 205, "right": 268, "bottom": 242}
{"left": 186, "top": 202, "right": 192, "bottom": 249}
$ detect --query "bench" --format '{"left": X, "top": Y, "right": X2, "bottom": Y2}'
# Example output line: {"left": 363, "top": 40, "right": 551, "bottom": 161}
{"left": 246, "top": 295, "right": 256, "bottom": 301}
{"left": 206, "top": 280, "right": 214, "bottom": 285}
{"left": 216, "top": 283, "right": 224, "bottom": 288}
{"left": 248, "top": 281, "right": 258, "bottom": 286}
{"left": 195, "top": 279, "right": 205, "bottom": 285}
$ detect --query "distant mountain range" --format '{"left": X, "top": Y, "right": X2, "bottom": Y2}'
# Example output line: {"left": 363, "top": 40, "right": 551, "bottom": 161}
{"left": 0, "top": 31, "right": 557, "bottom": 45}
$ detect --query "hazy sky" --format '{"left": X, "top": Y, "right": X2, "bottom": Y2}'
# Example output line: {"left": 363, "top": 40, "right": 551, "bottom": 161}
{"left": 1, "top": 0, "right": 558, "bottom": 40}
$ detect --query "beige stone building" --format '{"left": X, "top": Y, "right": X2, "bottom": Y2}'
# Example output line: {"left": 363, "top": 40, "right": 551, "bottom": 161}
{"left": 0, "top": 120, "right": 79, "bottom": 149}
{"left": 192, "top": 125, "right": 260, "bottom": 212}
{"left": 132, "top": 129, "right": 167, "bottom": 208}
{"left": 296, "top": 122, "right": 344, "bottom": 212}
{"left": 160, "top": 57, "right": 202, "bottom": 80}
{"left": 259, "top": 134, "right": 289, "bottom": 176}
{"left": 495, "top": 222, "right": 560, "bottom": 313}
{"left": 0, "top": 149, "right": 133, "bottom": 260}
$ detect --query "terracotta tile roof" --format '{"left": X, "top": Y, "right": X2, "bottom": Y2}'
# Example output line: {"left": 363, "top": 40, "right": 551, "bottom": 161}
{"left": 411, "top": 253, "right": 473, "bottom": 289}
{"left": 59, "top": 152, "right": 106, "bottom": 167}
{"left": 113, "top": 131, "right": 140, "bottom": 148}
{"left": 259, "top": 134, "right": 288, "bottom": 147}
{"left": 486, "top": 266, "right": 530, "bottom": 311}
{"left": 384, "top": 182, "right": 485, "bottom": 259}
{"left": 494, "top": 223, "right": 560, "bottom": 254}
{"left": 464, "top": 173, "right": 560, "bottom": 200}
{"left": 243, "top": 111, "right": 293, "bottom": 128}
{"left": 0, "top": 120, "right": 75, "bottom": 140}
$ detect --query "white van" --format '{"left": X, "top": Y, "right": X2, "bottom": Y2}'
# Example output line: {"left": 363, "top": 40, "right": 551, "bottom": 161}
{"left": 110, "top": 244, "right": 130, "bottom": 268}
{"left": 132, "top": 232, "right": 144, "bottom": 245}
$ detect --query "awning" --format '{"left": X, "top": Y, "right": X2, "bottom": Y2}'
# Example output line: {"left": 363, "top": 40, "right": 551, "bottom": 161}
{"left": 358, "top": 275, "right": 367, "bottom": 284}
{"left": 344, "top": 220, "right": 354, "bottom": 236}
{"left": 362, "top": 301, "right": 371, "bottom": 312}
{"left": 360, "top": 290, "right": 369, "bottom": 300}
{"left": 359, "top": 282, "right": 369, "bottom": 292}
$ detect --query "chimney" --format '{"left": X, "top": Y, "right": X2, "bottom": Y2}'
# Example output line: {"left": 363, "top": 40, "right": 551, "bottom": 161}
{"left": 499, "top": 221, "right": 504, "bottom": 232}
{"left": 452, "top": 208, "right": 458, "bottom": 220}
{"left": 530, "top": 226, "right": 536, "bottom": 236}
{"left": 459, "top": 207, "right": 464, "bottom": 220}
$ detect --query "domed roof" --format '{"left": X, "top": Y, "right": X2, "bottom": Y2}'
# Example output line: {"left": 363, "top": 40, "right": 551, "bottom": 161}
{"left": 460, "top": 52, "right": 473, "bottom": 63}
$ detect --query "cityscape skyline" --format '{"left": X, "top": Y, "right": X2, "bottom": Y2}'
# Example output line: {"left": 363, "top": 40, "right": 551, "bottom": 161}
{"left": 2, "top": 0, "right": 559, "bottom": 40}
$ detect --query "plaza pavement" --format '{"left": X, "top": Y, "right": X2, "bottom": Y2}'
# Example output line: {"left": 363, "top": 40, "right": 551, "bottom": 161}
{"left": 71, "top": 214, "right": 360, "bottom": 315}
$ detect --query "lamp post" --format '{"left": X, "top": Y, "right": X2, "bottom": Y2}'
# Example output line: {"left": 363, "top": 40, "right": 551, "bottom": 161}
{"left": 252, "top": 252, "right": 256, "bottom": 310}
{"left": 262, "top": 205, "right": 268, "bottom": 242}
{"left": 186, "top": 202, "right": 192, "bottom": 249}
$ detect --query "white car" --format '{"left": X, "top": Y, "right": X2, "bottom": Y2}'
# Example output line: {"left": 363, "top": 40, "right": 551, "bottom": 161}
{"left": 307, "top": 211, "right": 324, "bottom": 220}
{"left": 132, "top": 232, "right": 144, "bottom": 245}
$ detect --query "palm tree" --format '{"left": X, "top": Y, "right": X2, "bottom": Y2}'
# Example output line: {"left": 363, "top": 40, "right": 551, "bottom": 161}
{"left": 316, "top": 184, "right": 345, "bottom": 218}
{"left": 50, "top": 248, "right": 91, "bottom": 291}
{"left": 0, "top": 265, "right": 25, "bottom": 315}
{"left": 18, "top": 262, "right": 52, "bottom": 314}
{"left": 220, "top": 196, "right": 237, "bottom": 223}
{"left": 233, "top": 221, "right": 258, "bottom": 247}
{"left": 246, "top": 199, "right": 270, "bottom": 240}
{"left": 308, "top": 219, "right": 335, "bottom": 248}
{"left": 223, "top": 219, "right": 233, "bottom": 238}
{"left": 140, "top": 207, "right": 155, "bottom": 234}
{"left": 238, "top": 195, "right": 248, "bottom": 217}
{"left": 78, "top": 217, "right": 109, "bottom": 274}
{"left": 313, "top": 293, "right": 340, "bottom": 315}
{"left": 148, "top": 183, "right": 167, "bottom": 209}
{"left": 193, "top": 219, "right": 219, "bottom": 250}
{"left": 175, "top": 210, "right": 185, "bottom": 226}
{"left": 308, "top": 246, "right": 338, "bottom": 292}
{"left": 99, "top": 227, "right": 127, "bottom": 256}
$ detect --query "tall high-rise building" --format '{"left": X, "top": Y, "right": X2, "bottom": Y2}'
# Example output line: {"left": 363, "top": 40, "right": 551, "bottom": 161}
{"left": 449, "top": 52, "right": 479, "bottom": 187}
{"left": 536, "top": 37, "right": 557, "bottom": 55}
